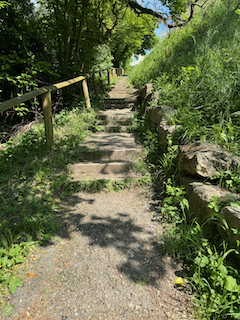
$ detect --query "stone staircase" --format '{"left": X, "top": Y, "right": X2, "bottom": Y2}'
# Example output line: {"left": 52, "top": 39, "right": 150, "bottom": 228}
{"left": 69, "top": 76, "right": 142, "bottom": 181}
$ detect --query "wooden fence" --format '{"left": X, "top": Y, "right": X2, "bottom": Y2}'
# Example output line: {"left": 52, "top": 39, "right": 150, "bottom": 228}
{"left": 0, "top": 68, "right": 124, "bottom": 149}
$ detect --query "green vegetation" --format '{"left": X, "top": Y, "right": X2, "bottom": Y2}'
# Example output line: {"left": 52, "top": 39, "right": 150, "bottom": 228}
{"left": 0, "top": 103, "right": 151, "bottom": 300}
{"left": 130, "top": 0, "right": 240, "bottom": 153}
{"left": 132, "top": 117, "right": 240, "bottom": 319}
{"left": 0, "top": 106, "right": 99, "bottom": 297}
{"left": 129, "top": 0, "right": 240, "bottom": 318}
{"left": 2, "top": 0, "right": 240, "bottom": 318}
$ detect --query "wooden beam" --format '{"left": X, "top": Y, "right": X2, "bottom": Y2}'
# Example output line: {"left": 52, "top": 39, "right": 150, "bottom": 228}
{"left": 0, "top": 87, "right": 49, "bottom": 113}
{"left": 107, "top": 69, "right": 111, "bottom": 85}
{"left": 42, "top": 91, "right": 54, "bottom": 149}
{"left": 53, "top": 75, "right": 85, "bottom": 90}
{"left": 82, "top": 79, "right": 91, "bottom": 109}
{"left": 0, "top": 75, "right": 86, "bottom": 113}
{"left": 112, "top": 68, "right": 117, "bottom": 78}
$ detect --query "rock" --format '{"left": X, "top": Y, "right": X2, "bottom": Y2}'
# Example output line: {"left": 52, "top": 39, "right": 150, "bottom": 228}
{"left": 179, "top": 141, "right": 240, "bottom": 178}
{"left": 181, "top": 175, "right": 232, "bottom": 222}
{"left": 158, "top": 123, "right": 176, "bottom": 143}
{"left": 146, "top": 83, "right": 154, "bottom": 95}
{"left": 146, "top": 105, "right": 177, "bottom": 125}
{"left": 181, "top": 175, "right": 240, "bottom": 242}
{"left": 137, "top": 87, "right": 158, "bottom": 116}
{"left": 222, "top": 206, "right": 240, "bottom": 243}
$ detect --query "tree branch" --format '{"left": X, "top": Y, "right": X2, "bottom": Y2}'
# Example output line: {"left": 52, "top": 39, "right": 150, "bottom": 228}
{"left": 125, "top": 0, "right": 209, "bottom": 29}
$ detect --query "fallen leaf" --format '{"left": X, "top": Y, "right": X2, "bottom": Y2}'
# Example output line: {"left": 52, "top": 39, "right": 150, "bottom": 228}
{"left": 173, "top": 277, "right": 183, "bottom": 285}
{"left": 31, "top": 256, "right": 36, "bottom": 261}
{"left": 55, "top": 199, "right": 61, "bottom": 203}
{"left": 27, "top": 273, "right": 36, "bottom": 278}
{"left": 61, "top": 260, "right": 68, "bottom": 267}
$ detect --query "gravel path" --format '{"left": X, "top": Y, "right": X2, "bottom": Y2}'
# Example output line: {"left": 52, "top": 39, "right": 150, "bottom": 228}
{"left": 5, "top": 188, "right": 192, "bottom": 320}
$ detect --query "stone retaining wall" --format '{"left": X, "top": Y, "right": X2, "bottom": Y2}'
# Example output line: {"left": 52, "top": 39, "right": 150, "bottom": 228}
{"left": 138, "top": 85, "right": 240, "bottom": 244}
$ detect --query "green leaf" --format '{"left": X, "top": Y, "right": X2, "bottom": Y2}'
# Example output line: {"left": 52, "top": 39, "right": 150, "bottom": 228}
{"left": 218, "top": 264, "right": 228, "bottom": 278}
{"left": 226, "top": 312, "right": 240, "bottom": 319}
{"left": 2, "top": 302, "right": 15, "bottom": 317}
{"left": 230, "top": 202, "right": 240, "bottom": 208}
{"left": 15, "top": 255, "right": 24, "bottom": 263}
{"left": 8, "top": 276, "right": 23, "bottom": 294}
{"left": 224, "top": 275, "right": 238, "bottom": 292}
{"left": 194, "top": 255, "right": 209, "bottom": 267}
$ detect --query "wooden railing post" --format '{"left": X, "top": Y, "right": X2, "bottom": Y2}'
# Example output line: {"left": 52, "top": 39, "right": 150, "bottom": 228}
{"left": 82, "top": 79, "right": 91, "bottom": 109}
{"left": 107, "top": 69, "right": 111, "bottom": 85}
{"left": 113, "top": 68, "right": 117, "bottom": 78}
{"left": 42, "top": 90, "right": 54, "bottom": 149}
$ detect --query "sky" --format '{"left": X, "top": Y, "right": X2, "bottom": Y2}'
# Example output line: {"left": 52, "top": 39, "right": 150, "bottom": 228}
{"left": 140, "top": 0, "right": 169, "bottom": 38}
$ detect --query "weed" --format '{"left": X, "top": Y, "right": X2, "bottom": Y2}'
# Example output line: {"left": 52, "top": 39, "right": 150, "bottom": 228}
{"left": 160, "top": 178, "right": 189, "bottom": 224}
{"left": 69, "top": 176, "right": 151, "bottom": 194}
{"left": 211, "top": 169, "right": 240, "bottom": 193}
{"left": 135, "top": 278, "right": 150, "bottom": 286}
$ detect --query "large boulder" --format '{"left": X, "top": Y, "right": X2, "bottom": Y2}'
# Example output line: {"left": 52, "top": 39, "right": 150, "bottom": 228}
{"left": 179, "top": 141, "right": 240, "bottom": 178}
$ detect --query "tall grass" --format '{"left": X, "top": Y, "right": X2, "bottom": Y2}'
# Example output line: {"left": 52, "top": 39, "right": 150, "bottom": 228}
{"left": 129, "top": 0, "right": 240, "bottom": 152}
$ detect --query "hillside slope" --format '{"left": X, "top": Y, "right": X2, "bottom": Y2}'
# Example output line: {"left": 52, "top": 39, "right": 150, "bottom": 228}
{"left": 129, "top": 0, "right": 240, "bottom": 153}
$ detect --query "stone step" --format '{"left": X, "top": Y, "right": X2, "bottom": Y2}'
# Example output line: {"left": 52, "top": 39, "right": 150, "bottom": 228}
{"left": 108, "top": 94, "right": 136, "bottom": 99}
{"left": 97, "top": 119, "right": 132, "bottom": 126}
{"left": 70, "top": 171, "right": 141, "bottom": 182}
{"left": 72, "top": 148, "right": 141, "bottom": 162}
{"left": 97, "top": 114, "right": 133, "bottom": 122}
{"left": 69, "top": 77, "right": 141, "bottom": 182}
{"left": 105, "top": 98, "right": 134, "bottom": 103}
{"left": 103, "top": 103, "right": 132, "bottom": 110}
{"left": 110, "top": 89, "right": 133, "bottom": 93}
{"left": 69, "top": 161, "right": 135, "bottom": 176}
{"left": 98, "top": 108, "right": 133, "bottom": 116}
{"left": 97, "top": 110, "right": 134, "bottom": 123}
{"left": 102, "top": 125, "right": 129, "bottom": 133}
{"left": 85, "top": 132, "right": 138, "bottom": 149}
{"left": 97, "top": 120, "right": 133, "bottom": 127}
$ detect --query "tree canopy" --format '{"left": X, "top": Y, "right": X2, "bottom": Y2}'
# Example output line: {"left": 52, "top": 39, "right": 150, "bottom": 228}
{"left": 0, "top": 0, "right": 207, "bottom": 106}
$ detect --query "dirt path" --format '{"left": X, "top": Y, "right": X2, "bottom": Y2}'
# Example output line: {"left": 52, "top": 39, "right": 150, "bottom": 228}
{"left": 2, "top": 77, "right": 193, "bottom": 320}
{"left": 7, "top": 189, "right": 191, "bottom": 320}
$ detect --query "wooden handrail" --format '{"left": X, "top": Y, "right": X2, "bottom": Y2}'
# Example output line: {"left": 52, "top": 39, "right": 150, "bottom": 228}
{"left": 0, "top": 75, "right": 86, "bottom": 113}
{"left": 0, "top": 68, "right": 124, "bottom": 149}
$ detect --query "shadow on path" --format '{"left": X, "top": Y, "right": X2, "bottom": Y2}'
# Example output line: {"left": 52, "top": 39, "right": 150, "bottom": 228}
{"left": 58, "top": 206, "right": 166, "bottom": 287}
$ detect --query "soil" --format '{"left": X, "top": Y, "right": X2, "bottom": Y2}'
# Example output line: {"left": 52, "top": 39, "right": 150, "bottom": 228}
{"left": 2, "top": 187, "right": 194, "bottom": 320}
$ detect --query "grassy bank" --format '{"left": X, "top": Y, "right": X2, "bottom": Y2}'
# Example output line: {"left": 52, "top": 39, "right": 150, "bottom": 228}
{"left": 129, "top": 0, "right": 240, "bottom": 154}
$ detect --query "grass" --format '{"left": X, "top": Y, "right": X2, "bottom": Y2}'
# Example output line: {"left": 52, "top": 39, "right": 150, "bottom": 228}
{"left": 0, "top": 106, "right": 99, "bottom": 298}
{"left": 129, "top": 0, "right": 240, "bottom": 155}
